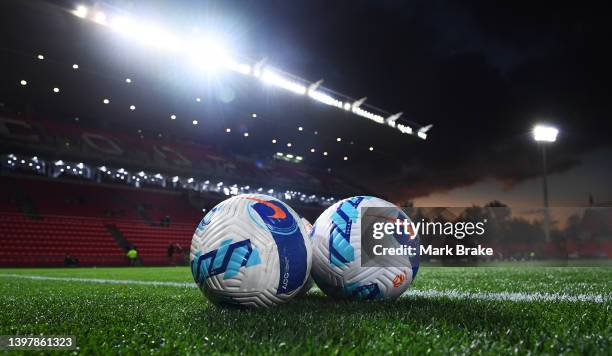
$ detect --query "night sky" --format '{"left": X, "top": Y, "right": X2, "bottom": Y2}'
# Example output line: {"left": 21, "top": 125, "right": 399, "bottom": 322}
{"left": 4, "top": 0, "right": 612, "bottom": 206}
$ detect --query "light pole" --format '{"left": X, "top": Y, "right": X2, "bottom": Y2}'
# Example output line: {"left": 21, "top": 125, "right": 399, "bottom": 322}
{"left": 532, "top": 124, "right": 558, "bottom": 242}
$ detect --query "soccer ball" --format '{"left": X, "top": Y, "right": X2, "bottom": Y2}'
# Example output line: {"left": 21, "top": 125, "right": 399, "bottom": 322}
{"left": 310, "top": 196, "right": 419, "bottom": 300}
{"left": 190, "top": 194, "right": 312, "bottom": 307}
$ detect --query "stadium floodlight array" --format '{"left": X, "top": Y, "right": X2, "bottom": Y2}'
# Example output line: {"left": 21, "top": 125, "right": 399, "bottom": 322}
{"left": 71, "top": 4, "right": 431, "bottom": 139}
{"left": 274, "top": 152, "right": 303, "bottom": 163}
{"left": 3, "top": 154, "right": 46, "bottom": 175}
{"left": 1, "top": 154, "right": 336, "bottom": 206}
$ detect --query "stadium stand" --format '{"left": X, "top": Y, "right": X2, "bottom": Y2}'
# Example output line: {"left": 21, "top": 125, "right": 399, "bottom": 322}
{"left": 0, "top": 174, "right": 327, "bottom": 267}
{"left": 0, "top": 213, "right": 126, "bottom": 267}
{"left": 0, "top": 175, "right": 201, "bottom": 266}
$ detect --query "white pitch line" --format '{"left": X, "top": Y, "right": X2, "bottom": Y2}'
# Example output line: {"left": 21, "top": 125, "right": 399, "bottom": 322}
{"left": 1, "top": 274, "right": 609, "bottom": 304}
{"left": 0, "top": 274, "right": 194, "bottom": 288}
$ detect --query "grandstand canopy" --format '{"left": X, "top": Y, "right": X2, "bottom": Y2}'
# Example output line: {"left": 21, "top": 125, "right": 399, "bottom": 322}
{"left": 0, "top": 0, "right": 430, "bottom": 195}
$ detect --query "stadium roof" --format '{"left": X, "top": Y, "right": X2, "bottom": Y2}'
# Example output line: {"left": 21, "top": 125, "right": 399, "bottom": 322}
{"left": 0, "top": 0, "right": 430, "bottom": 180}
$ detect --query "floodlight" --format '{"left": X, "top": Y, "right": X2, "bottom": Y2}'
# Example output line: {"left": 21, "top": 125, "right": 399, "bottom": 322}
{"left": 74, "top": 5, "right": 88, "bottom": 18}
{"left": 261, "top": 69, "right": 307, "bottom": 95}
{"left": 533, "top": 125, "right": 558, "bottom": 142}
{"left": 397, "top": 123, "right": 413, "bottom": 134}
{"left": 352, "top": 107, "right": 385, "bottom": 124}
{"left": 309, "top": 90, "right": 343, "bottom": 109}
{"left": 385, "top": 112, "right": 402, "bottom": 127}
{"left": 20, "top": 80, "right": 27, "bottom": 86}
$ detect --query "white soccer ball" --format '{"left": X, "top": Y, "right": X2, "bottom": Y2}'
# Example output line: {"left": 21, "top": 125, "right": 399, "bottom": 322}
{"left": 310, "top": 196, "right": 419, "bottom": 300}
{"left": 190, "top": 194, "right": 312, "bottom": 307}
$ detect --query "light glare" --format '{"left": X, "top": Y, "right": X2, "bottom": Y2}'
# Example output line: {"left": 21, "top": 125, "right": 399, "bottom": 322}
{"left": 94, "top": 12, "right": 107, "bottom": 25}
{"left": 533, "top": 125, "right": 558, "bottom": 142}
{"left": 74, "top": 5, "right": 88, "bottom": 18}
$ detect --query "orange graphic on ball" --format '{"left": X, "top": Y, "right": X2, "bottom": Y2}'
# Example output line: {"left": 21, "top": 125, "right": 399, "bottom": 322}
{"left": 392, "top": 273, "right": 406, "bottom": 288}
{"left": 244, "top": 197, "right": 287, "bottom": 219}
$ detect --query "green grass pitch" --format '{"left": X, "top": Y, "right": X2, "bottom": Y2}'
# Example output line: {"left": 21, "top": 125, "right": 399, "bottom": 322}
{"left": 0, "top": 266, "right": 610, "bottom": 354}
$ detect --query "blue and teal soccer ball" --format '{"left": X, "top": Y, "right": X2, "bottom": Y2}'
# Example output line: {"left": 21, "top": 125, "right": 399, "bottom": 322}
{"left": 310, "top": 196, "right": 419, "bottom": 300}
{"left": 190, "top": 194, "right": 312, "bottom": 307}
